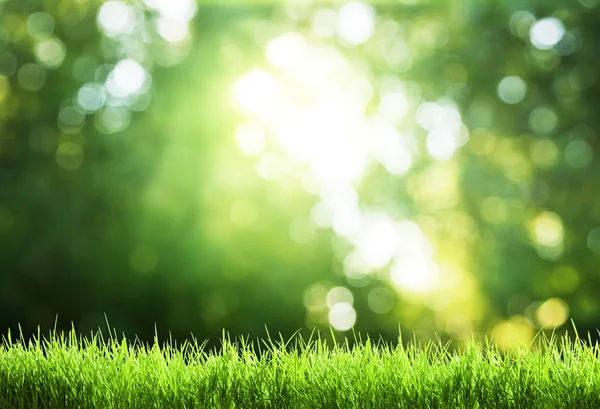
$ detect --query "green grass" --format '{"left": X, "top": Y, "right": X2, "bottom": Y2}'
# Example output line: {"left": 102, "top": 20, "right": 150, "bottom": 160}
{"left": 0, "top": 323, "right": 599, "bottom": 409}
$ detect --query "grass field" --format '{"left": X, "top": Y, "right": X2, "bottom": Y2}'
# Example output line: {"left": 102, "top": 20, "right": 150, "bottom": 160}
{"left": 0, "top": 323, "right": 599, "bottom": 409}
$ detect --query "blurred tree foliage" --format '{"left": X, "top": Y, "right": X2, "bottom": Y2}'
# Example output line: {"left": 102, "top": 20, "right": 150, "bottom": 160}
{"left": 0, "top": 0, "right": 599, "bottom": 349}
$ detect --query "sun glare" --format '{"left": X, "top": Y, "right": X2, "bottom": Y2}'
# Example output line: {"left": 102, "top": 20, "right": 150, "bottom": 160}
{"left": 231, "top": 13, "right": 473, "bottom": 328}
{"left": 234, "top": 70, "right": 280, "bottom": 117}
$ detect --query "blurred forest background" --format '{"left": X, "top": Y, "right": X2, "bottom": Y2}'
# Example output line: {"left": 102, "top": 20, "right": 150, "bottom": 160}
{"left": 1, "top": 0, "right": 599, "bottom": 350}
